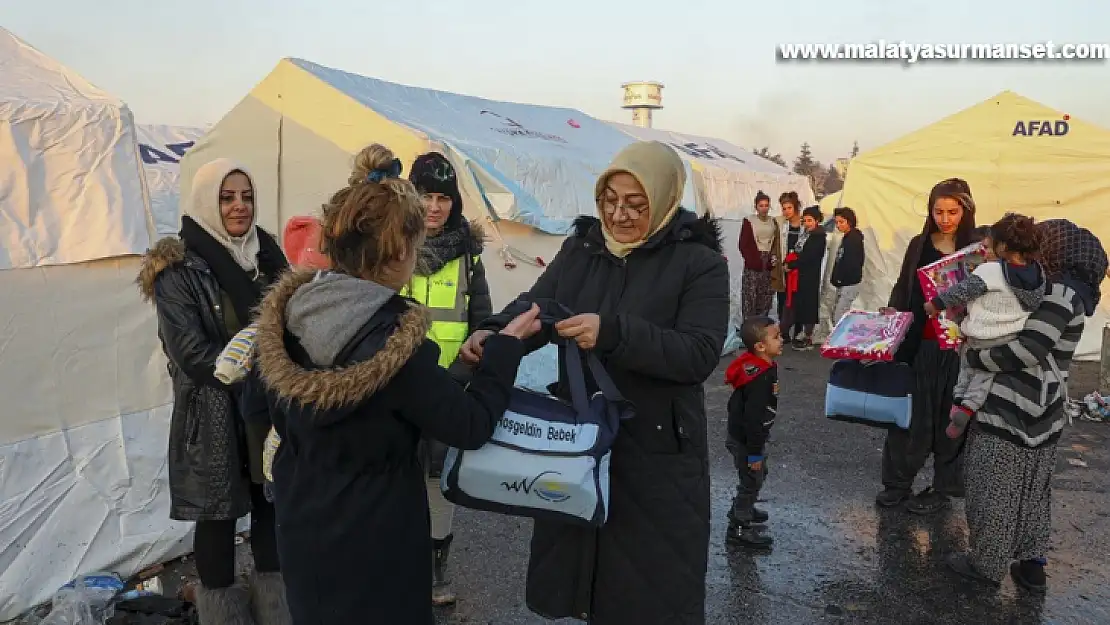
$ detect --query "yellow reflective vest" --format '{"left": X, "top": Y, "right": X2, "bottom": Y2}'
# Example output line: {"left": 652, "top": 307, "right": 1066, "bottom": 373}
{"left": 401, "top": 254, "right": 479, "bottom": 368}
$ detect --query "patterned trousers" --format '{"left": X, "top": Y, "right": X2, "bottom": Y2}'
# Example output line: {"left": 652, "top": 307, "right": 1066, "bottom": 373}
{"left": 742, "top": 252, "right": 774, "bottom": 319}
{"left": 965, "top": 429, "right": 1057, "bottom": 581}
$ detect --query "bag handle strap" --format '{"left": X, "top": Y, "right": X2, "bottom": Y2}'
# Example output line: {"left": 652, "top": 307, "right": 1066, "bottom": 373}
{"left": 562, "top": 340, "right": 591, "bottom": 415}
{"left": 514, "top": 297, "right": 629, "bottom": 413}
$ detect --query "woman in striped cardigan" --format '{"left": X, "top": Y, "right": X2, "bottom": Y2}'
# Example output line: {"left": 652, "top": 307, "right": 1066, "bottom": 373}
{"left": 946, "top": 219, "right": 1108, "bottom": 591}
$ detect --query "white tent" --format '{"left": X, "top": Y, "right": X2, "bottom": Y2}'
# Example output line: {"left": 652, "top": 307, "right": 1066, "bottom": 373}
{"left": 0, "top": 30, "right": 152, "bottom": 270}
{"left": 137, "top": 124, "right": 206, "bottom": 236}
{"left": 0, "top": 29, "right": 186, "bottom": 620}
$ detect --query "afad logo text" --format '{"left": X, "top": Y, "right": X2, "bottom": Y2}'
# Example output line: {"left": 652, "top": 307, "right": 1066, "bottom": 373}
{"left": 1012, "top": 115, "right": 1070, "bottom": 137}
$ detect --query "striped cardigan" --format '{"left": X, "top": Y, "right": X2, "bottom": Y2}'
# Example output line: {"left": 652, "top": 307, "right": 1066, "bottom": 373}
{"left": 964, "top": 282, "right": 1086, "bottom": 448}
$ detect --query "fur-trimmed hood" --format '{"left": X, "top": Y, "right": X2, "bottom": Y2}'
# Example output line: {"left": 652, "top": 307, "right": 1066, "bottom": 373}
{"left": 137, "top": 236, "right": 188, "bottom": 302}
{"left": 571, "top": 209, "right": 723, "bottom": 255}
{"left": 253, "top": 269, "right": 431, "bottom": 419}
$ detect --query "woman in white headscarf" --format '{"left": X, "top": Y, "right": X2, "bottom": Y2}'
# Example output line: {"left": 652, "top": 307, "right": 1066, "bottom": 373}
{"left": 138, "top": 159, "right": 291, "bottom": 625}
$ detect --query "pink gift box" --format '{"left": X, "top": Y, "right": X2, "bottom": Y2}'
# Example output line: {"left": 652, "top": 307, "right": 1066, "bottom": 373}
{"left": 821, "top": 310, "right": 915, "bottom": 361}
{"left": 916, "top": 241, "right": 988, "bottom": 350}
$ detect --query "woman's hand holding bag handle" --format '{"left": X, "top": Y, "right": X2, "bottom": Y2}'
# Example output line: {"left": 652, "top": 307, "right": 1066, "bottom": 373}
{"left": 438, "top": 297, "right": 634, "bottom": 526}
{"left": 500, "top": 303, "right": 543, "bottom": 340}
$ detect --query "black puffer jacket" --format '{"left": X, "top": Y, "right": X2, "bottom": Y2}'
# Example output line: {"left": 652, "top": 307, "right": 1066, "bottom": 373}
{"left": 478, "top": 210, "right": 729, "bottom": 625}
{"left": 251, "top": 270, "right": 525, "bottom": 624}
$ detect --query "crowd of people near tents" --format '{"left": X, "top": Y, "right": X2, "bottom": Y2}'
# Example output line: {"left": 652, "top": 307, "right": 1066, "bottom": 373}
{"left": 737, "top": 191, "right": 865, "bottom": 349}
{"left": 133, "top": 126, "right": 1109, "bottom": 624}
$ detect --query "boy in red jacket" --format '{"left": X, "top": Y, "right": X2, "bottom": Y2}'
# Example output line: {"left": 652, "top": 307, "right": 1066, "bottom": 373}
{"left": 725, "top": 316, "right": 783, "bottom": 549}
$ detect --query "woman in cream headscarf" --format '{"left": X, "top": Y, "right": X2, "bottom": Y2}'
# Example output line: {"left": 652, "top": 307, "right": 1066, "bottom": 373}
{"left": 138, "top": 159, "right": 291, "bottom": 625}
{"left": 461, "top": 141, "right": 730, "bottom": 625}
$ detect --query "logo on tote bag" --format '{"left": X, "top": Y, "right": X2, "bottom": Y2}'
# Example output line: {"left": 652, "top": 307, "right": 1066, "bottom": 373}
{"left": 501, "top": 470, "right": 572, "bottom": 503}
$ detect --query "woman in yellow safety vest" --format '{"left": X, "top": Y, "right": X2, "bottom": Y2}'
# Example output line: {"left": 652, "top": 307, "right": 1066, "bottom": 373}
{"left": 403, "top": 152, "right": 491, "bottom": 606}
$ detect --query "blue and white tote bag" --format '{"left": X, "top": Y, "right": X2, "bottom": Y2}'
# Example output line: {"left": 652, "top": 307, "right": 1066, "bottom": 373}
{"left": 441, "top": 310, "right": 633, "bottom": 527}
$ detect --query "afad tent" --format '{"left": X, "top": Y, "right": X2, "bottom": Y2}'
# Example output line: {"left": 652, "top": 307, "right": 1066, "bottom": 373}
{"left": 841, "top": 90, "right": 1110, "bottom": 359}
{"left": 0, "top": 29, "right": 184, "bottom": 619}
{"left": 136, "top": 124, "right": 206, "bottom": 236}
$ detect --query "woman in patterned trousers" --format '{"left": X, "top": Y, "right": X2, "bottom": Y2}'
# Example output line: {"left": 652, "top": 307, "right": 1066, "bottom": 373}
{"left": 947, "top": 218, "right": 1107, "bottom": 591}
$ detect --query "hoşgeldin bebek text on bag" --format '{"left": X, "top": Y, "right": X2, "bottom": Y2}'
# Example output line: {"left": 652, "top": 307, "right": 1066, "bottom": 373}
{"left": 441, "top": 302, "right": 634, "bottom": 526}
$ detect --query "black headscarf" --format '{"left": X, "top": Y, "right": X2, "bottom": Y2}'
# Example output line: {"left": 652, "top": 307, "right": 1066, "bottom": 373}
{"left": 1038, "top": 219, "right": 1108, "bottom": 315}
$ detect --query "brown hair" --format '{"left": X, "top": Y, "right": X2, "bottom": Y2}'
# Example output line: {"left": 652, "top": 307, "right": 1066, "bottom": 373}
{"left": 924, "top": 177, "right": 978, "bottom": 247}
{"left": 320, "top": 144, "right": 426, "bottom": 280}
{"left": 989, "top": 213, "right": 1041, "bottom": 257}
{"left": 833, "top": 206, "right": 857, "bottom": 229}
{"left": 779, "top": 191, "right": 800, "bottom": 213}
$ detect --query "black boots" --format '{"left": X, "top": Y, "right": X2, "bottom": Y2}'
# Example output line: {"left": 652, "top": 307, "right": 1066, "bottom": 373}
{"left": 727, "top": 497, "right": 773, "bottom": 550}
{"left": 1010, "top": 559, "right": 1048, "bottom": 592}
{"left": 875, "top": 487, "right": 912, "bottom": 508}
{"left": 727, "top": 523, "right": 774, "bottom": 549}
{"left": 432, "top": 535, "right": 457, "bottom": 606}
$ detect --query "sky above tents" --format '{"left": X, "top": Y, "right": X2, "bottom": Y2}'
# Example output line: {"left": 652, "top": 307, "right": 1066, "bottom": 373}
{"left": 6, "top": 0, "right": 1107, "bottom": 164}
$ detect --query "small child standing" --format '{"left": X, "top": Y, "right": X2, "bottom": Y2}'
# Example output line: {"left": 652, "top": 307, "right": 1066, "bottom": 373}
{"left": 724, "top": 316, "right": 783, "bottom": 549}
{"left": 924, "top": 213, "right": 1045, "bottom": 439}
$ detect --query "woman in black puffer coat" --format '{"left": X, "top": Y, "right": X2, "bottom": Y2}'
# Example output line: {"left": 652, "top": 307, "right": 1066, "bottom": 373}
{"left": 460, "top": 140, "right": 730, "bottom": 625}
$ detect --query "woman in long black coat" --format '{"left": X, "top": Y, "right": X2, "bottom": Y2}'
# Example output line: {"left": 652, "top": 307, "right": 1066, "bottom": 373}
{"left": 138, "top": 158, "right": 291, "bottom": 625}
{"left": 460, "top": 140, "right": 730, "bottom": 625}
{"left": 781, "top": 205, "right": 827, "bottom": 350}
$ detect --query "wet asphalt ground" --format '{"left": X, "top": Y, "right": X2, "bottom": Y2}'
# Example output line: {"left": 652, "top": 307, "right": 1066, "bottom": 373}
{"left": 434, "top": 351, "right": 1110, "bottom": 625}
{"left": 155, "top": 350, "right": 1110, "bottom": 625}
